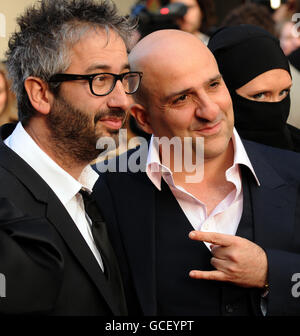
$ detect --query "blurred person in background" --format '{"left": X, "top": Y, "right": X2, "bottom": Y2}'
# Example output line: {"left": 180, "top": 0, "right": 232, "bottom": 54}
{"left": 273, "top": 0, "right": 300, "bottom": 58}
{"left": 273, "top": 0, "right": 300, "bottom": 24}
{"left": 0, "top": 62, "right": 17, "bottom": 126}
{"left": 160, "top": 0, "right": 216, "bottom": 44}
{"left": 273, "top": 0, "right": 300, "bottom": 128}
{"left": 222, "top": 2, "right": 277, "bottom": 37}
{"left": 208, "top": 24, "right": 300, "bottom": 152}
{"left": 271, "top": 0, "right": 300, "bottom": 128}
{"left": 285, "top": 21, "right": 300, "bottom": 128}
{"left": 279, "top": 20, "right": 300, "bottom": 55}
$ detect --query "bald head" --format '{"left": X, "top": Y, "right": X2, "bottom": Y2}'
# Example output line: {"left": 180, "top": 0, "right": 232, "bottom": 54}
{"left": 129, "top": 30, "right": 218, "bottom": 103}
{"left": 129, "top": 29, "right": 211, "bottom": 67}
{"left": 128, "top": 29, "right": 234, "bottom": 161}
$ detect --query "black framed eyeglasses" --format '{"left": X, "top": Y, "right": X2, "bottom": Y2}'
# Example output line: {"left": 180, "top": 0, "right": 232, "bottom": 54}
{"left": 48, "top": 71, "right": 143, "bottom": 96}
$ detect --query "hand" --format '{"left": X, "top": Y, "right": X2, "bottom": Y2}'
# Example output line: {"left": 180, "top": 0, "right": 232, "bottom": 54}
{"left": 188, "top": 231, "right": 268, "bottom": 288}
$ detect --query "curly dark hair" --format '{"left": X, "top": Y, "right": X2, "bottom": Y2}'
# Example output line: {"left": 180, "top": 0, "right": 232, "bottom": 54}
{"left": 221, "top": 3, "right": 277, "bottom": 37}
{"left": 196, "top": 0, "right": 216, "bottom": 33}
{"left": 5, "top": 0, "right": 136, "bottom": 124}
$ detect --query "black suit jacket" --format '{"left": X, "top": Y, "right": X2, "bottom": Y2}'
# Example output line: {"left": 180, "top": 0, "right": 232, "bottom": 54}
{"left": 94, "top": 140, "right": 300, "bottom": 316}
{"left": 0, "top": 123, "right": 127, "bottom": 315}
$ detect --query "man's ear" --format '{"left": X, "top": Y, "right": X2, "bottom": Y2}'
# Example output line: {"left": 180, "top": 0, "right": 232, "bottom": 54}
{"left": 130, "top": 103, "right": 153, "bottom": 134}
{"left": 24, "top": 77, "right": 53, "bottom": 115}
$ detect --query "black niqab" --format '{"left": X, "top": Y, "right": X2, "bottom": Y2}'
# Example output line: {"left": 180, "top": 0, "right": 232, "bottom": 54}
{"left": 208, "top": 24, "right": 298, "bottom": 151}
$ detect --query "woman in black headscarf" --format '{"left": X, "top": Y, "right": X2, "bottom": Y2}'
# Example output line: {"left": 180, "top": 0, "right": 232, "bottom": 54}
{"left": 208, "top": 24, "right": 300, "bottom": 152}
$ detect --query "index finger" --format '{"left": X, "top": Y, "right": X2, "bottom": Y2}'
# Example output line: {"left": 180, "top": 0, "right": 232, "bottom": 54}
{"left": 189, "top": 230, "right": 234, "bottom": 247}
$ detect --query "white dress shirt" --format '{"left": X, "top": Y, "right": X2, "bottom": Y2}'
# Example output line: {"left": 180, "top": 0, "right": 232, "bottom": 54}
{"left": 146, "top": 128, "right": 260, "bottom": 249}
{"left": 4, "top": 122, "right": 104, "bottom": 270}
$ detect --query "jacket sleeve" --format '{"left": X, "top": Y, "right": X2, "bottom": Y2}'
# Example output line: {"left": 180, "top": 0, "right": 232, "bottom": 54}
{"left": 264, "top": 183, "right": 300, "bottom": 316}
{"left": 265, "top": 248, "right": 300, "bottom": 315}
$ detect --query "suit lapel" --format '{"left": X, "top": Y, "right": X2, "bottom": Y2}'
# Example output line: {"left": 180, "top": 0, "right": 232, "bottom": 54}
{"left": 243, "top": 141, "right": 297, "bottom": 249}
{"left": 104, "top": 171, "right": 157, "bottom": 315}
{"left": 251, "top": 180, "right": 297, "bottom": 249}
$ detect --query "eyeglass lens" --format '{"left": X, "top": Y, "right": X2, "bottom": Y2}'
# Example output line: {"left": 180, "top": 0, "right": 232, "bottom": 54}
{"left": 92, "top": 73, "right": 140, "bottom": 95}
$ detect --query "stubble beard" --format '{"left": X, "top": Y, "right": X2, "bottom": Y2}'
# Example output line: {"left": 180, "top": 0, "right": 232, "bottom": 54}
{"left": 46, "top": 94, "right": 125, "bottom": 166}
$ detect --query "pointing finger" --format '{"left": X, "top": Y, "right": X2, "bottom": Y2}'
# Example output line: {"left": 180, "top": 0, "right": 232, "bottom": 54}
{"left": 189, "top": 231, "right": 234, "bottom": 247}
{"left": 189, "top": 269, "right": 229, "bottom": 282}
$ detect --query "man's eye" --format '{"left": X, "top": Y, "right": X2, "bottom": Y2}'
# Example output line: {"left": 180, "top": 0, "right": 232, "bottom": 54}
{"left": 173, "top": 95, "right": 187, "bottom": 104}
{"left": 210, "top": 81, "right": 220, "bottom": 88}
{"left": 95, "top": 75, "right": 107, "bottom": 82}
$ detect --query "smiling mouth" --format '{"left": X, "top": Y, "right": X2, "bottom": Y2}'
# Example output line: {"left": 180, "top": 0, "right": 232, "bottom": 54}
{"left": 194, "top": 121, "right": 222, "bottom": 135}
{"left": 98, "top": 117, "right": 124, "bottom": 130}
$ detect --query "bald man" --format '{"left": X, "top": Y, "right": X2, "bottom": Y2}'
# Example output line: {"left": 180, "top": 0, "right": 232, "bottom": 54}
{"left": 94, "top": 30, "right": 300, "bottom": 316}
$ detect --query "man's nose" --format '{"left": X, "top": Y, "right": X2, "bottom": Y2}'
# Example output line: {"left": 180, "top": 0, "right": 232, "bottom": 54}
{"left": 107, "top": 80, "right": 132, "bottom": 111}
{"left": 194, "top": 92, "right": 220, "bottom": 121}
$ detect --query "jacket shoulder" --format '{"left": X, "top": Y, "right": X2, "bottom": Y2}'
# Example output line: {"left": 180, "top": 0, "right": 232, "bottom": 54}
{"left": 243, "top": 140, "right": 300, "bottom": 182}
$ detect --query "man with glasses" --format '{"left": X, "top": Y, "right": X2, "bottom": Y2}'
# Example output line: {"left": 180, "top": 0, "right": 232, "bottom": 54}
{"left": 0, "top": 0, "right": 141, "bottom": 315}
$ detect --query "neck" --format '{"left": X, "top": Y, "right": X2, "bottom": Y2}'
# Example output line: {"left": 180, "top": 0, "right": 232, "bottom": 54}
{"left": 171, "top": 141, "right": 235, "bottom": 215}
{"left": 25, "top": 118, "right": 88, "bottom": 180}
{"left": 171, "top": 140, "right": 234, "bottom": 187}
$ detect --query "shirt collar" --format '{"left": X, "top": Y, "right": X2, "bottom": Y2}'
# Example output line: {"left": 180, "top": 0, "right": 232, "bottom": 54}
{"left": 146, "top": 136, "right": 172, "bottom": 190}
{"left": 146, "top": 127, "right": 260, "bottom": 190}
{"left": 4, "top": 122, "right": 99, "bottom": 205}
{"left": 230, "top": 128, "right": 260, "bottom": 186}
